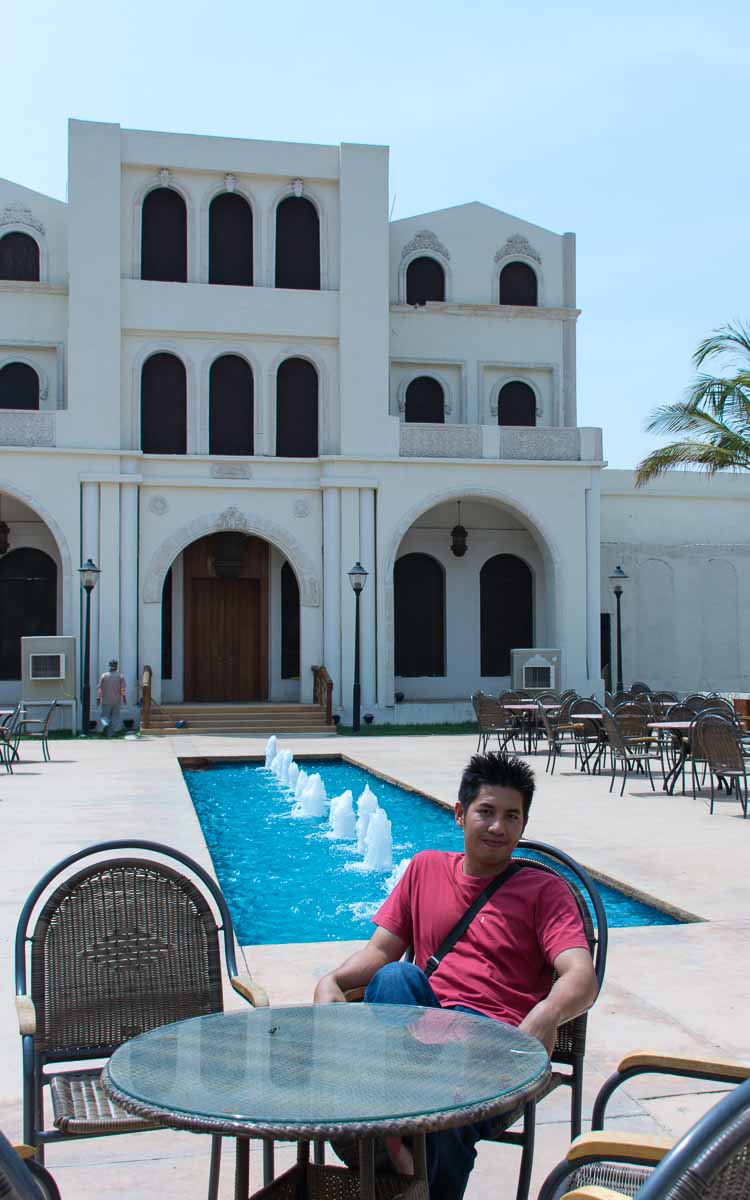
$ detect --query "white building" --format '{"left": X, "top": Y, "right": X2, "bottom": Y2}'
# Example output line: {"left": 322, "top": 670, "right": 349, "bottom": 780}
{"left": 1, "top": 119, "right": 748, "bottom": 729}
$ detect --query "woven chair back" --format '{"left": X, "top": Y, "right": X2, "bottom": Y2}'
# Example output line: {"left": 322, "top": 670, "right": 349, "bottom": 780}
{"left": 29, "top": 859, "right": 223, "bottom": 1056}
{"left": 630, "top": 682, "right": 652, "bottom": 696}
{"left": 684, "top": 694, "right": 708, "bottom": 712}
{"left": 613, "top": 702, "right": 650, "bottom": 740}
{"left": 652, "top": 691, "right": 678, "bottom": 705}
{"left": 697, "top": 716, "right": 744, "bottom": 774}
{"left": 701, "top": 699, "right": 736, "bottom": 720}
{"left": 612, "top": 691, "right": 632, "bottom": 706}
{"left": 1, "top": 704, "right": 24, "bottom": 736}
{"left": 601, "top": 709, "right": 629, "bottom": 757}
{"left": 497, "top": 690, "right": 520, "bottom": 705}
{"left": 665, "top": 703, "right": 697, "bottom": 722}
{"left": 535, "top": 691, "right": 560, "bottom": 705}
{"left": 535, "top": 702, "right": 556, "bottom": 742}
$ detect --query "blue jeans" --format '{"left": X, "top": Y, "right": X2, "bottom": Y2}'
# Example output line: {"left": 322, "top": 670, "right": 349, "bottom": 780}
{"left": 364, "top": 962, "right": 499, "bottom": 1200}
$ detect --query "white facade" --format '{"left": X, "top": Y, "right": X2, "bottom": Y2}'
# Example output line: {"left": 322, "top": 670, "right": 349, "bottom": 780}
{"left": 0, "top": 119, "right": 747, "bottom": 726}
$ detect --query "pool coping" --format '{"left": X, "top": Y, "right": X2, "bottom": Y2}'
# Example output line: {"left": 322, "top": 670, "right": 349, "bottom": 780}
{"left": 179, "top": 751, "right": 705, "bottom": 927}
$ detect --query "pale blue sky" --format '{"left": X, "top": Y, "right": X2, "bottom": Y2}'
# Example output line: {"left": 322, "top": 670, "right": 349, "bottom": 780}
{"left": 4, "top": 0, "right": 749, "bottom": 468}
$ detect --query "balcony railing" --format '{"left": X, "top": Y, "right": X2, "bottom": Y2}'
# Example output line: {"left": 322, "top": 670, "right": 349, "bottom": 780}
{"left": 399, "top": 424, "right": 602, "bottom": 462}
{"left": 0, "top": 411, "right": 55, "bottom": 447}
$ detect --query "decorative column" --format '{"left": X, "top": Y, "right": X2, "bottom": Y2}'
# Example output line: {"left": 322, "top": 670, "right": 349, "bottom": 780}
{"left": 562, "top": 232, "right": 577, "bottom": 427}
{"left": 585, "top": 478, "right": 601, "bottom": 695}
{"left": 359, "top": 488, "right": 376, "bottom": 711}
{"left": 81, "top": 482, "right": 100, "bottom": 712}
{"left": 322, "top": 487, "right": 341, "bottom": 707}
{"left": 119, "top": 479, "right": 139, "bottom": 716}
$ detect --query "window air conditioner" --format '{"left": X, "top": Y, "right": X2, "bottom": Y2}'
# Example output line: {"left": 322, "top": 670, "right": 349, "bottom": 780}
{"left": 29, "top": 653, "right": 66, "bottom": 681}
{"left": 511, "top": 649, "right": 562, "bottom": 693}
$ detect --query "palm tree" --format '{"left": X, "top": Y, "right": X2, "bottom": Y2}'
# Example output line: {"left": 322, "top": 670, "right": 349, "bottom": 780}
{"left": 635, "top": 321, "right": 750, "bottom": 486}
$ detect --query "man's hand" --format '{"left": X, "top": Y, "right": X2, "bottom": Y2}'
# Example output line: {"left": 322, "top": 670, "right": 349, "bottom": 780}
{"left": 313, "top": 974, "right": 348, "bottom": 1004}
{"left": 312, "top": 927, "right": 408, "bottom": 1005}
{"left": 518, "top": 999, "right": 558, "bottom": 1055}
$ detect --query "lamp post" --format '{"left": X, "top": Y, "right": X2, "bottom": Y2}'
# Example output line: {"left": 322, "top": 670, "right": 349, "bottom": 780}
{"left": 79, "top": 558, "right": 100, "bottom": 735}
{"left": 347, "top": 561, "right": 368, "bottom": 733}
{"left": 609, "top": 565, "right": 628, "bottom": 693}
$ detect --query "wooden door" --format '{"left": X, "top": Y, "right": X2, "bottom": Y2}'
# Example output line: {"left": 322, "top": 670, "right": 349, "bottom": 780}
{"left": 188, "top": 578, "right": 259, "bottom": 701}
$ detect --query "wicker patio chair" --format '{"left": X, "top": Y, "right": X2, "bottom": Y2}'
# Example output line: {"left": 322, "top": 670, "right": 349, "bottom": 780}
{"left": 694, "top": 715, "right": 749, "bottom": 816}
{"left": 538, "top": 1054, "right": 750, "bottom": 1200}
{"left": 472, "top": 691, "right": 518, "bottom": 752}
{"left": 336, "top": 841, "right": 608, "bottom": 1200}
{"left": 15, "top": 839, "right": 269, "bottom": 1200}
{"left": 612, "top": 690, "right": 632, "bottom": 707}
{"left": 1, "top": 704, "right": 25, "bottom": 774}
{"left": 569, "top": 698, "right": 605, "bottom": 773}
{"left": 684, "top": 693, "right": 709, "bottom": 712}
{"left": 629, "top": 681, "right": 651, "bottom": 696}
{"left": 652, "top": 691, "right": 678, "bottom": 706}
{"left": 0, "top": 1131, "right": 61, "bottom": 1200}
{"left": 19, "top": 702, "right": 58, "bottom": 763}
{"left": 536, "top": 702, "right": 576, "bottom": 774}
{"left": 600, "top": 709, "right": 660, "bottom": 795}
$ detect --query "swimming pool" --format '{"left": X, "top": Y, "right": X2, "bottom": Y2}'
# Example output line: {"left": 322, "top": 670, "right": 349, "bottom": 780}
{"left": 182, "top": 757, "right": 682, "bottom": 945}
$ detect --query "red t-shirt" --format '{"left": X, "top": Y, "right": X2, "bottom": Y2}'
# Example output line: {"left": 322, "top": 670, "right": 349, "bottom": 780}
{"left": 373, "top": 851, "right": 589, "bottom": 1026}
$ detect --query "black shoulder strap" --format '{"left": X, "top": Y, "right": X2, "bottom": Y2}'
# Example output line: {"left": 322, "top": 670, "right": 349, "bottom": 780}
{"left": 424, "top": 862, "right": 524, "bottom": 977}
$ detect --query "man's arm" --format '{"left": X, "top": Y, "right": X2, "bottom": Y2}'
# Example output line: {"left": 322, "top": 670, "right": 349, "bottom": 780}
{"left": 314, "top": 926, "right": 408, "bottom": 1003}
{"left": 518, "top": 947, "right": 598, "bottom": 1055}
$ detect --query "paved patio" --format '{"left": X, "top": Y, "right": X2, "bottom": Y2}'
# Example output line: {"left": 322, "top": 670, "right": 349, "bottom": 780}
{"left": 1, "top": 730, "right": 748, "bottom": 1198}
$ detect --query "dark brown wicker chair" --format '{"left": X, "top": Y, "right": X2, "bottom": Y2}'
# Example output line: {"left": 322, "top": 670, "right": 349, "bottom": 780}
{"left": 694, "top": 715, "right": 749, "bottom": 816}
{"left": 568, "top": 698, "right": 605, "bottom": 773}
{"left": 538, "top": 1058, "right": 750, "bottom": 1200}
{"left": 15, "top": 840, "right": 269, "bottom": 1199}
{"left": 471, "top": 691, "right": 518, "bottom": 752}
{"left": 536, "top": 702, "right": 576, "bottom": 774}
{"left": 684, "top": 693, "right": 709, "bottom": 712}
{"left": 600, "top": 709, "right": 661, "bottom": 795}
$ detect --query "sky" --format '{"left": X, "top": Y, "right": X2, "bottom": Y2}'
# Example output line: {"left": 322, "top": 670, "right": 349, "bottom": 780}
{"left": 3, "top": 0, "right": 749, "bottom": 469}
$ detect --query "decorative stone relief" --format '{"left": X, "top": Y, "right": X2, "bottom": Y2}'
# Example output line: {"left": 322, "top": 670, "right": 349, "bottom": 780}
{"left": 210, "top": 462, "right": 251, "bottom": 479}
{"left": 224, "top": 173, "right": 237, "bottom": 193}
{"left": 399, "top": 424, "right": 481, "bottom": 459}
{"left": 293, "top": 499, "right": 311, "bottom": 518}
{"left": 292, "top": 178, "right": 304, "bottom": 198}
{"left": 0, "top": 205, "right": 45, "bottom": 234}
{"left": 148, "top": 495, "right": 168, "bottom": 516}
{"left": 443, "top": 398, "right": 453, "bottom": 416}
{"left": 159, "top": 168, "right": 171, "bottom": 188}
{"left": 499, "top": 428, "right": 579, "bottom": 461}
{"left": 495, "top": 234, "right": 541, "bottom": 264}
{"left": 0, "top": 411, "right": 54, "bottom": 447}
{"left": 401, "top": 230, "right": 450, "bottom": 261}
{"left": 217, "top": 505, "right": 248, "bottom": 531}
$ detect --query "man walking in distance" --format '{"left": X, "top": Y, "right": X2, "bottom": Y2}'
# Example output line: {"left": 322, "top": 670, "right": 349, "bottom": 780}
{"left": 314, "top": 751, "right": 598, "bottom": 1200}
{"left": 96, "top": 659, "right": 127, "bottom": 736}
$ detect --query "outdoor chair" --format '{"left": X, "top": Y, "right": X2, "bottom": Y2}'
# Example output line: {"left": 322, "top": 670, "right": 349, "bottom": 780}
{"left": 15, "top": 839, "right": 269, "bottom": 1200}
{"left": 684, "top": 693, "right": 709, "bottom": 712}
{"left": 629, "top": 681, "right": 652, "bottom": 696}
{"left": 569, "top": 698, "right": 605, "bottom": 773}
{"left": 19, "top": 702, "right": 58, "bottom": 763}
{"left": 693, "top": 715, "right": 749, "bottom": 816}
{"left": 0, "top": 1131, "right": 61, "bottom": 1200}
{"left": 612, "top": 690, "right": 632, "bottom": 707}
{"left": 335, "top": 840, "right": 608, "bottom": 1200}
{"left": 471, "top": 691, "right": 518, "bottom": 752}
{"left": 652, "top": 690, "right": 678, "bottom": 706}
{"left": 600, "top": 709, "right": 661, "bottom": 795}
{"left": 1, "top": 704, "right": 25, "bottom": 773}
{"left": 536, "top": 701, "right": 576, "bottom": 774}
{"left": 538, "top": 1051, "right": 750, "bottom": 1200}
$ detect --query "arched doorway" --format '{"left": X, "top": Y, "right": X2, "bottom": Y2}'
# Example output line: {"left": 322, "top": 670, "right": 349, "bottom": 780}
{"left": 480, "top": 554, "right": 533, "bottom": 676}
{"left": 0, "top": 547, "right": 57, "bottom": 679}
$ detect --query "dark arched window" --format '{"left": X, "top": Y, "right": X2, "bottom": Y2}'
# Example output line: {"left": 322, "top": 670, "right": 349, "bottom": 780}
{"left": 480, "top": 554, "right": 532, "bottom": 676}
{"left": 0, "top": 363, "right": 40, "bottom": 410}
{"left": 0, "top": 232, "right": 40, "bottom": 282}
{"left": 498, "top": 381, "right": 536, "bottom": 426}
{"left": 405, "top": 376, "right": 444, "bottom": 423}
{"left": 406, "top": 256, "right": 445, "bottom": 305}
{"left": 275, "top": 197, "right": 320, "bottom": 290}
{"left": 499, "top": 261, "right": 538, "bottom": 306}
{"left": 141, "top": 188, "right": 187, "bottom": 282}
{"left": 209, "top": 193, "right": 253, "bottom": 286}
{"left": 0, "top": 548, "right": 57, "bottom": 680}
{"left": 276, "top": 358, "right": 318, "bottom": 457}
{"left": 161, "top": 567, "right": 173, "bottom": 681}
{"left": 141, "top": 353, "right": 187, "bottom": 454}
{"left": 281, "top": 562, "right": 300, "bottom": 679}
{"left": 394, "top": 553, "right": 445, "bottom": 677}
{"left": 209, "top": 355, "right": 254, "bottom": 455}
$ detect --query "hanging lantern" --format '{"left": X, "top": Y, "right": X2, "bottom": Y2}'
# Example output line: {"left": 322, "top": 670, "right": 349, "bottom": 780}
{"left": 0, "top": 520, "right": 9, "bottom": 557}
{"left": 450, "top": 502, "right": 468, "bottom": 558}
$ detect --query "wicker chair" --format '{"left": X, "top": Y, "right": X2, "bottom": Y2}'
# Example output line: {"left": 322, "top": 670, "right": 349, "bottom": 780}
{"left": 1, "top": 704, "right": 25, "bottom": 773}
{"left": 19, "top": 702, "right": 58, "bottom": 763}
{"left": 652, "top": 690, "right": 678, "bottom": 706}
{"left": 15, "top": 840, "right": 269, "bottom": 1199}
{"left": 629, "top": 682, "right": 651, "bottom": 696}
{"left": 539, "top": 1054, "right": 750, "bottom": 1200}
{"left": 536, "top": 702, "right": 576, "bottom": 774}
{"left": 600, "top": 709, "right": 661, "bottom": 795}
{"left": 471, "top": 691, "right": 517, "bottom": 752}
{"left": 568, "top": 698, "right": 605, "bottom": 773}
{"left": 694, "top": 715, "right": 749, "bottom": 816}
{"left": 0, "top": 1131, "right": 61, "bottom": 1200}
{"left": 335, "top": 841, "right": 608, "bottom": 1200}
{"left": 684, "top": 693, "right": 709, "bottom": 712}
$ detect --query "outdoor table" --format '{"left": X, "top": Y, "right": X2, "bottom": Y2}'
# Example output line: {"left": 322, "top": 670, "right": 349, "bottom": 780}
{"left": 103, "top": 1004, "right": 550, "bottom": 1200}
{"left": 503, "top": 703, "right": 560, "bottom": 754}
{"left": 648, "top": 720, "right": 694, "bottom": 794}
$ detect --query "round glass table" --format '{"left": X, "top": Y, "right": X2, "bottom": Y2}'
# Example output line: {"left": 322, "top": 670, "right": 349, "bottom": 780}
{"left": 104, "top": 1004, "right": 550, "bottom": 1200}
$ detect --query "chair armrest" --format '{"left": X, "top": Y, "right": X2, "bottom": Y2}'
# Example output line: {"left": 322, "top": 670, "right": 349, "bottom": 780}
{"left": 567, "top": 1131, "right": 674, "bottom": 1165}
{"left": 560, "top": 1189, "right": 630, "bottom": 1200}
{"left": 15, "top": 995, "right": 36, "bottom": 1036}
{"left": 13, "top": 1145, "right": 37, "bottom": 1161}
{"left": 344, "top": 986, "right": 366, "bottom": 1002}
{"left": 230, "top": 974, "right": 269, "bottom": 1007}
{"left": 616, "top": 1050, "right": 750, "bottom": 1081}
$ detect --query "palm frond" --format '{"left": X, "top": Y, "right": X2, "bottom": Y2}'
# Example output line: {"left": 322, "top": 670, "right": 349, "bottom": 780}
{"left": 693, "top": 321, "right": 750, "bottom": 368}
{"left": 635, "top": 438, "right": 750, "bottom": 486}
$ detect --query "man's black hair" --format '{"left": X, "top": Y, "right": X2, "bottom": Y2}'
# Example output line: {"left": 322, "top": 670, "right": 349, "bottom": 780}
{"left": 458, "top": 751, "right": 535, "bottom": 819}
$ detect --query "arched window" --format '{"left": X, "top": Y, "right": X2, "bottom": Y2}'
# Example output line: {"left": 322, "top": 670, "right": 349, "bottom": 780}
{"left": 498, "top": 381, "right": 536, "bottom": 426}
{"left": 209, "top": 193, "right": 253, "bottom": 286}
{"left": 161, "top": 566, "right": 173, "bottom": 681}
{"left": 209, "top": 355, "right": 254, "bottom": 456}
{"left": 395, "top": 553, "right": 445, "bottom": 677}
{"left": 281, "top": 561, "right": 300, "bottom": 679}
{"left": 405, "top": 376, "right": 445, "bottom": 423}
{"left": 141, "top": 188, "right": 187, "bottom": 282}
{"left": 0, "top": 232, "right": 40, "bottom": 282}
{"left": 0, "top": 363, "right": 40, "bottom": 410}
{"left": 406, "top": 256, "right": 445, "bottom": 305}
{"left": 0, "top": 548, "right": 57, "bottom": 680}
{"left": 276, "top": 358, "right": 318, "bottom": 457}
{"left": 499, "top": 261, "right": 538, "bottom": 306}
{"left": 275, "top": 196, "right": 320, "bottom": 290}
{"left": 141, "top": 353, "right": 187, "bottom": 454}
{"left": 480, "top": 554, "right": 532, "bottom": 676}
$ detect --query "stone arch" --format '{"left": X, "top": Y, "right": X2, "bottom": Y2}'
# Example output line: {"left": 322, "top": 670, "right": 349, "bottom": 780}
{"left": 132, "top": 173, "right": 193, "bottom": 281}
{"left": 267, "top": 346, "right": 329, "bottom": 455}
{"left": 199, "top": 178, "right": 258, "bottom": 285}
{"left": 0, "top": 477, "right": 74, "bottom": 632}
{"left": 492, "top": 253, "right": 545, "bottom": 307}
{"left": 397, "top": 370, "right": 452, "bottom": 419}
{"left": 267, "top": 181, "right": 328, "bottom": 290}
{"left": 142, "top": 506, "right": 321, "bottom": 608}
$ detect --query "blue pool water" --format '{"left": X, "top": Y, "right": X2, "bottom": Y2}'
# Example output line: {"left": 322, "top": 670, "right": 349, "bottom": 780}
{"left": 183, "top": 758, "right": 681, "bottom": 945}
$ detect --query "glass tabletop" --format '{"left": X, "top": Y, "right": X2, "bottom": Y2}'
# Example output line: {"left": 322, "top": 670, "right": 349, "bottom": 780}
{"left": 105, "top": 1004, "right": 548, "bottom": 1135}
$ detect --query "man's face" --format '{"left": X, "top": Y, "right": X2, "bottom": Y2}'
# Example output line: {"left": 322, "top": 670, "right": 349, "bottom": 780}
{"left": 454, "top": 784, "right": 528, "bottom": 873}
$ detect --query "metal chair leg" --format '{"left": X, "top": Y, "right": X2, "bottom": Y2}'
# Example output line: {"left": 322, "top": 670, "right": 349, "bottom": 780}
{"left": 207, "top": 1135, "right": 222, "bottom": 1200}
{"left": 262, "top": 1140, "right": 275, "bottom": 1186}
{"left": 514, "top": 1101, "right": 536, "bottom": 1200}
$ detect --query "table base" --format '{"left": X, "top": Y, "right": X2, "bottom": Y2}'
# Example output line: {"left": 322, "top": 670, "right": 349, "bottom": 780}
{"left": 247, "top": 1163, "right": 427, "bottom": 1200}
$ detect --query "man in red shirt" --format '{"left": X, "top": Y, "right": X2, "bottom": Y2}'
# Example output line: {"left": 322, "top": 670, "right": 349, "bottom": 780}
{"left": 314, "top": 751, "right": 598, "bottom": 1199}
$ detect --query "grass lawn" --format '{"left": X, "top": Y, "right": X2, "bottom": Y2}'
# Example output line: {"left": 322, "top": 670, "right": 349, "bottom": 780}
{"left": 336, "top": 721, "right": 476, "bottom": 736}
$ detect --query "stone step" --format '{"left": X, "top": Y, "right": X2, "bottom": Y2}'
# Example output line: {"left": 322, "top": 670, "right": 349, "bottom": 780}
{"left": 146, "top": 724, "right": 336, "bottom": 736}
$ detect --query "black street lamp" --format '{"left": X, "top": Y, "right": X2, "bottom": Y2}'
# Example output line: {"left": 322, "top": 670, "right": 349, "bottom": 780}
{"left": 609, "top": 565, "right": 628, "bottom": 693}
{"left": 347, "top": 561, "right": 368, "bottom": 733}
{"left": 79, "top": 558, "right": 100, "bottom": 735}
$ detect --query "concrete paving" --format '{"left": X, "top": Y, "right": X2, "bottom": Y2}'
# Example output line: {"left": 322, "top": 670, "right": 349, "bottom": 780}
{"left": 1, "top": 731, "right": 748, "bottom": 1198}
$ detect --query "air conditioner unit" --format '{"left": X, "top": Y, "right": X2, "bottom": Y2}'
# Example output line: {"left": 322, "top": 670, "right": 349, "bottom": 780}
{"left": 30, "top": 652, "right": 66, "bottom": 681}
{"left": 511, "top": 649, "right": 562, "bottom": 693}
